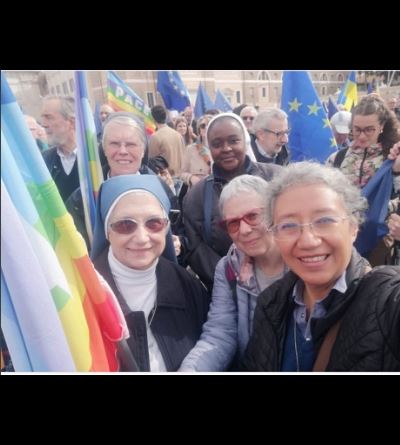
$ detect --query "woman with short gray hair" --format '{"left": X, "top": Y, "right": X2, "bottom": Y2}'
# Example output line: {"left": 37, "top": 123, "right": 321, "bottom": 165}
{"left": 179, "top": 175, "right": 287, "bottom": 371}
{"left": 242, "top": 161, "right": 400, "bottom": 372}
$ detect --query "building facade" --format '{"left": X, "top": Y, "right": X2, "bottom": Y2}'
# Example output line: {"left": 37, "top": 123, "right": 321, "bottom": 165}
{"left": 4, "top": 70, "right": 400, "bottom": 122}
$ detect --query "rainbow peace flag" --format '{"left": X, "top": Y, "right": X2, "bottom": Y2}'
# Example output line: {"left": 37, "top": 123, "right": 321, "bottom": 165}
{"left": 74, "top": 71, "right": 104, "bottom": 245}
{"left": 1, "top": 72, "right": 128, "bottom": 372}
{"left": 337, "top": 71, "right": 358, "bottom": 111}
{"left": 107, "top": 70, "right": 156, "bottom": 136}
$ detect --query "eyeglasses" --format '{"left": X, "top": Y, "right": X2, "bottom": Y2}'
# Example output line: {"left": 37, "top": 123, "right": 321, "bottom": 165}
{"left": 109, "top": 217, "right": 169, "bottom": 235}
{"left": 262, "top": 128, "right": 290, "bottom": 138}
{"left": 218, "top": 208, "right": 265, "bottom": 234}
{"left": 242, "top": 116, "right": 255, "bottom": 121}
{"left": 199, "top": 123, "right": 207, "bottom": 129}
{"left": 269, "top": 215, "right": 350, "bottom": 241}
{"left": 351, "top": 126, "right": 377, "bottom": 137}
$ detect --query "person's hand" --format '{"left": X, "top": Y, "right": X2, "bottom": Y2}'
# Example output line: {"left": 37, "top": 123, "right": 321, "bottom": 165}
{"left": 387, "top": 213, "right": 400, "bottom": 241}
{"left": 158, "top": 169, "right": 175, "bottom": 191}
{"left": 388, "top": 142, "right": 400, "bottom": 173}
{"left": 189, "top": 174, "right": 201, "bottom": 187}
{"left": 172, "top": 235, "right": 182, "bottom": 256}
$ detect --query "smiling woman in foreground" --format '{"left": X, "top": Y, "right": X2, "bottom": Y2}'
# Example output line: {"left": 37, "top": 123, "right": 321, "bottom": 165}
{"left": 242, "top": 161, "right": 400, "bottom": 372}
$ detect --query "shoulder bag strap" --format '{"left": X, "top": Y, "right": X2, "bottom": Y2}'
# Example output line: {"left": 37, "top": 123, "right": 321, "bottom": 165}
{"left": 312, "top": 320, "right": 342, "bottom": 372}
{"left": 203, "top": 175, "right": 214, "bottom": 246}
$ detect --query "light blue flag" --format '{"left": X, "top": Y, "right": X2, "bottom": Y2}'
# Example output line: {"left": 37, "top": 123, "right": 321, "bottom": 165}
{"left": 157, "top": 71, "right": 191, "bottom": 112}
{"left": 215, "top": 89, "right": 232, "bottom": 112}
{"left": 194, "top": 83, "right": 215, "bottom": 119}
{"left": 281, "top": 71, "right": 338, "bottom": 163}
{"left": 1, "top": 178, "right": 76, "bottom": 372}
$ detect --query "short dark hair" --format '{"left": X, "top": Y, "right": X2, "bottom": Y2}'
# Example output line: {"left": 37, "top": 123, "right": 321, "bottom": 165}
{"left": 151, "top": 105, "right": 167, "bottom": 124}
{"left": 205, "top": 108, "right": 220, "bottom": 116}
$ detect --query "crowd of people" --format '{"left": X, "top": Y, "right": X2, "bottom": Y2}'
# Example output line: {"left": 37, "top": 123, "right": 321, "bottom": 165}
{"left": 2, "top": 91, "right": 400, "bottom": 373}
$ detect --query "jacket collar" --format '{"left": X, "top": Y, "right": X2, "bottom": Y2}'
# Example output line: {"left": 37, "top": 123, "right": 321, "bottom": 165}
{"left": 155, "top": 257, "right": 187, "bottom": 309}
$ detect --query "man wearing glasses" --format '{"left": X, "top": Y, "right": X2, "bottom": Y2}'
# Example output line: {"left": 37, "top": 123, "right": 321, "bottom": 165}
{"left": 240, "top": 106, "right": 258, "bottom": 131}
{"left": 251, "top": 109, "right": 290, "bottom": 166}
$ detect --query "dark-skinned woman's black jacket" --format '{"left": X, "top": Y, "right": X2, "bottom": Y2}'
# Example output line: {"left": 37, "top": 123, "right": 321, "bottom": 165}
{"left": 241, "top": 249, "right": 400, "bottom": 372}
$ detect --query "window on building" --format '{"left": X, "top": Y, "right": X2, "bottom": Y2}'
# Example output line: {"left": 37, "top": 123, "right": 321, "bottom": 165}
{"left": 69, "top": 79, "right": 74, "bottom": 93}
{"left": 262, "top": 87, "right": 266, "bottom": 98}
{"left": 56, "top": 85, "right": 61, "bottom": 94}
{"left": 338, "top": 74, "right": 344, "bottom": 82}
{"left": 322, "top": 86, "right": 326, "bottom": 96}
{"left": 62, "top": 81, "right": 68, "bottom": 95}
{"left": 261, "top": 71, "right": 268, "bottom": 80}
{"left": 236, "top": 91, "right": 241, "bottom": 103}
{"left": 147, "top": 92, "right": 154, "bottom": 108}
{"left": 321, "top": 73, "right": 328, "bottom": 81}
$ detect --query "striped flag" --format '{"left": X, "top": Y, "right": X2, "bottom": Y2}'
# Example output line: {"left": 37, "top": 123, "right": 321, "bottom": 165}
{"left": 74, "top": 71, "right": 104, "bottom": 245}
{"left": 107, "top": 70, "right": 156, "bottom": 136}
{"left": 337, "top": 71, "right": 358, "bottom": 111}
{"left": 1, "top": 71, "right": 128, "bottom": 372}
{"left": 1, "top": 181, "right": 76, "bottom": 371}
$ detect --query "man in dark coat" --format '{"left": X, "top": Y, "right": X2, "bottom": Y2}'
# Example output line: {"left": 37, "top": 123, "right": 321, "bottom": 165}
{"left": 41, "top": 95, "right": 79, "bottom": 202}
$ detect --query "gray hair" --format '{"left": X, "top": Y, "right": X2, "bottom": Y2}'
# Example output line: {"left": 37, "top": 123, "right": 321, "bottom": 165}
{"left": 219, "top": 174, "right": 269, "bottom": 216}
{"left": 264, "top": 161, "right": 368, "bottom": 226}
{"left": 102, "top": 115, "right": 146, "bottom": 148}
{"left": 43, "top": 95, "right": 75, "bottom": 120}
{"left": 253, "top": 108, "right": 288, "bottom": 133}
{"left": 239, "top": 106, "right": 258, "bottom": 117}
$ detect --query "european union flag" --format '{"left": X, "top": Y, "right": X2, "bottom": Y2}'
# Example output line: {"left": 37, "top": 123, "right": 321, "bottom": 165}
{"left": 157, "top": 71, "right": 191, "bottom": 112}
{"left": 354, "top": 160, "right": 393, "bottom": 256}
{"left": 215, "top": 89, "right": 232, "bottom": 112}
{"left": 194, "top": 83, "right": 215, "bottom": 119}
{"left": 281, "top": 71, "right": 337, "bottom": 163}
{"left": 337, "top": 71, "right": 358, "bottom": 111}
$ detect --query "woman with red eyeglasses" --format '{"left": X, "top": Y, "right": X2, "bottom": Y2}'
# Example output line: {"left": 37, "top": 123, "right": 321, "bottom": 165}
{"left": 90, "top": 174, "right": 210, "bottom": 372}
{"left": 179, "top": 175, "right": 287, "bottom": 371}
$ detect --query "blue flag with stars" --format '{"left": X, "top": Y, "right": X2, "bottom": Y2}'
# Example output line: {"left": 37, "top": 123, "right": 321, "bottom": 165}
{"left": 215, "top": 89, "right": 232, "bottom": 112}
{"left": 281, "top": 71, "right": 337, "bottom": 163}
{"left": 194, "top": 83, "right": 215, "bottom": 119}
{"left": 157, "top": 71, "right": 191, "bottom": 112}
